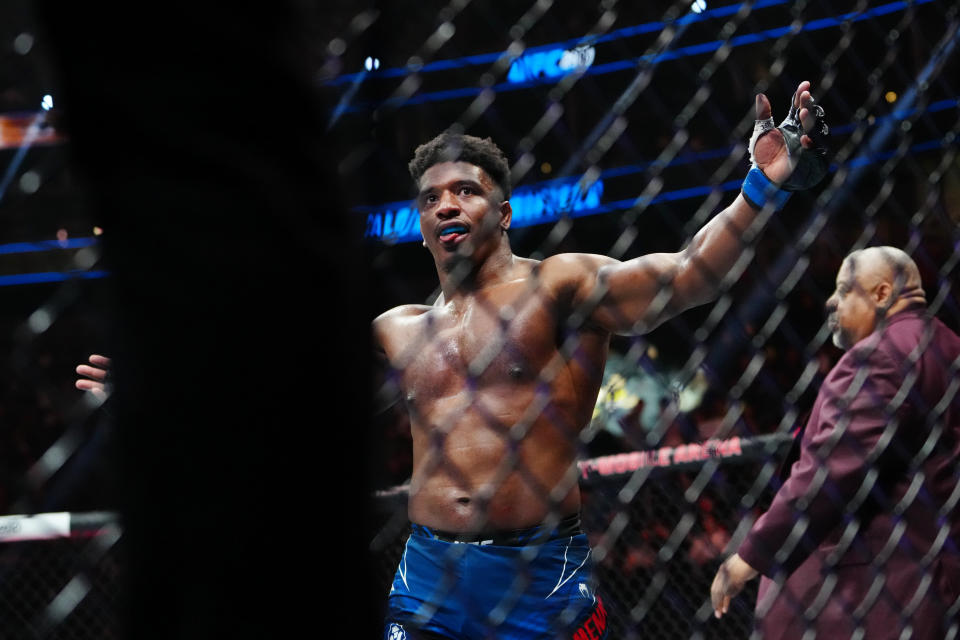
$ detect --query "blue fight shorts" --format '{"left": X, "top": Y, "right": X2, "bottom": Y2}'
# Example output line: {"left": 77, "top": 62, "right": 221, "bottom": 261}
{"left": 384, "top": 514, "right": 609, "bottom": 639}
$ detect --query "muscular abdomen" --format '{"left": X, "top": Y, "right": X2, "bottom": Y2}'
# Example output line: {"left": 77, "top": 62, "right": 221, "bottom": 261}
{"left": 406, "top": 381, "right": 589, "bottom": 533}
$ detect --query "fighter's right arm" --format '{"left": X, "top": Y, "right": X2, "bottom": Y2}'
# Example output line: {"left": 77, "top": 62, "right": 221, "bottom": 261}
{"left": 372, "top": 314, "right": 402, "bottom": 415}
{"left": 75, "top": 354, "right": 112, "bottom": 400}
{"left": 371, "top": 306, "right": 431, "bottom": 414}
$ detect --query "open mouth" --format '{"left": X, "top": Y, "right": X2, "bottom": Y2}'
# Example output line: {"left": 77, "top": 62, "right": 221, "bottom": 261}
{"left": 438, "top": 224, "right": 469, "bottom": 243}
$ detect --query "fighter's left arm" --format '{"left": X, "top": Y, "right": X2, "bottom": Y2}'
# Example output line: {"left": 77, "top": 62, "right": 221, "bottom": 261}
{"left": 570, "top": 81, "right": 828, "bottom": 335}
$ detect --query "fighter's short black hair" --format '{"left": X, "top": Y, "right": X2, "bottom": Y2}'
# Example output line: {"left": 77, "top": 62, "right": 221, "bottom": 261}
{"left": 408, "top": 132, "right": 511, "bottom": 200}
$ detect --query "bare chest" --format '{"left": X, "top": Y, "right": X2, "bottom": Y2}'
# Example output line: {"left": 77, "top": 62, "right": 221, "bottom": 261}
{"left": 391, "top": 292, "right": 559, "bottom": 394}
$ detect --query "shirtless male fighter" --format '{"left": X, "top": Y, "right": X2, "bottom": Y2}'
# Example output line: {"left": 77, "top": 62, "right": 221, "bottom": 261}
{"left": 376, "top": 81, "right": 829, "bottom": 639}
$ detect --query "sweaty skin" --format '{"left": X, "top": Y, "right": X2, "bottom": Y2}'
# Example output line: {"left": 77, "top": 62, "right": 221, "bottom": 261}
{"left": 375, "top": 82, "right": 822, "bottom": 534}
{"left": 375, "top": 249, "right": 610, "bottom": 532}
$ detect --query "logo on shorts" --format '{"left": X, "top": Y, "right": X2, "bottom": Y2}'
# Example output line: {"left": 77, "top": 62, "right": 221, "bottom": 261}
{"left": 386, "top": 623, "right": 407, "bottom": 640}
{"left": 572, "top": 595, "right": 608, "bottom": 640}
{"left": 579, "top": 583, "right": 592, "bottom": 599}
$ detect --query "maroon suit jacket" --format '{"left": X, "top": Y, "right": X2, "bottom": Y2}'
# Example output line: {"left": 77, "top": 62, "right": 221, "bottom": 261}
{"left": 737, "top": 307, "right": 960, "bottom": 639}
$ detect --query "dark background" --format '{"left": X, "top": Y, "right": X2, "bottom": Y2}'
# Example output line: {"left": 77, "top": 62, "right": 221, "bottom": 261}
{"left": 0, "top": 0, "right": 957, "bottom": 637}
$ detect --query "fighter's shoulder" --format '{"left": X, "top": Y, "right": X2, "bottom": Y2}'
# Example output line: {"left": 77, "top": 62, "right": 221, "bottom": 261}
{"left": 372, "top": 304, "right": 434, "bottom": 353}
{"left": 373, "top": 304, "right": 433, "bottom": 328}
{"left": 539, "top": 252, "right": 619, "bottom": 268}
{"left": 535, "top": 252, "right": 620, "bottom": 286}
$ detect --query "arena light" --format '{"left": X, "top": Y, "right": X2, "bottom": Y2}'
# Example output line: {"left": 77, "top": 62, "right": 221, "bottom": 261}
{"left": 690, "top": 0, "right": 707, "bottom": 14}
{"left": 335, "top": 0, "right": 936, "bottom": 113}
{"left": 362, "top": 177, "right": 605, "bottom": 242}
{"left": 507, "top": 44, "right": 596, "bottom": 83}
{"left": 19, "top": 170, "right": 40, "bottom": 194}
{"left": 327, "top": 0, "right": 797, "bottom": 86}
{"left": 41, "top": 94, "right": 53, "bottom": 111}
{"left": 0, "top": 270, "right": 109, "bottom": 287}
{"left": 13, "top": 32, "right": 34, "bottom": 55}
{"left": 364, "top": 56, "right": 381, "bottom": 71}
{"left": 509, "top": 178, "right": 604, "bottom": 228}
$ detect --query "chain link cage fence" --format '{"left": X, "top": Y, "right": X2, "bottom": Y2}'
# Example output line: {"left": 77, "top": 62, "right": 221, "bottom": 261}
{"left": 0, "top": 514, "right": 121, "bottom": 640}
{"left": 1, "top": 0, "right": 959, "bottom": 638}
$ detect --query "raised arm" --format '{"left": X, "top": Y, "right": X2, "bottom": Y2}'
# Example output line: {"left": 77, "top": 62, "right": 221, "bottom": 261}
{"left": 560, "top": 81, "right": 827, "bottom": 335}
